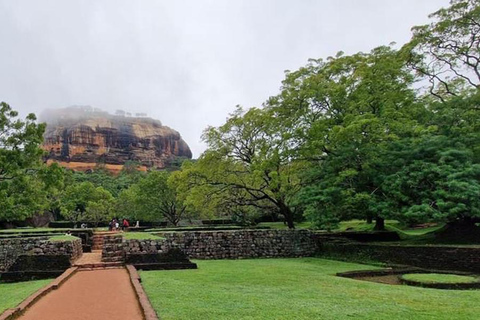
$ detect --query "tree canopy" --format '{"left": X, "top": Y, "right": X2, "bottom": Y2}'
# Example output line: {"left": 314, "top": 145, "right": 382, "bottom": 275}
{"left": 0, "top": 102, "right": 63, "bottom": 222}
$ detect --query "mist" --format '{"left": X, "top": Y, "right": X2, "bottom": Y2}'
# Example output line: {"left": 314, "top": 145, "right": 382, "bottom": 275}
{"left": 0, "top": 0, "right": 450, "bottom": 157}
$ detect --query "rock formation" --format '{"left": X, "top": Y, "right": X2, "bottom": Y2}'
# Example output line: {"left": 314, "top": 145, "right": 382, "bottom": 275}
{"left": 41, "top": 106, "right": 192, "bottom": 172}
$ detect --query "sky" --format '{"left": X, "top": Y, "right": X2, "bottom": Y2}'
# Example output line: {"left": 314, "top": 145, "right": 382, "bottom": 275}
{"left": 0, "top": 0, "right": 450, "bottom": 158}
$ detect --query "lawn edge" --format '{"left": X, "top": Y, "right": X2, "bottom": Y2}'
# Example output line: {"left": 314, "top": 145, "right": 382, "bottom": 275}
{"left": 126, "top": 264, "right": 159, "bottom": 320}
{"left": 0, "top": 266, "right": 78, "bottom": 320}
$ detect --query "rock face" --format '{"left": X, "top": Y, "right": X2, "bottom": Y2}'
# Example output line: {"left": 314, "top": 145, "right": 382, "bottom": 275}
{"left": 41, "top": 106, "right": 192, "bottom": 171}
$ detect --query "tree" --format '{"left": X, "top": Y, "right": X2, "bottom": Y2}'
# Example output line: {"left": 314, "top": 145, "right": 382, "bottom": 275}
{"left": 176, "top": 107, "right": 305, "bottom": 229}
{"left": 115, "top": 187, "right": 142, "bottom": 222}
{"left": 85, "top": 199, "right": 113, "bottom": 227}
{"left": 379, "top": 135, "right": 480, "bottom": 229}
{"left": 70, "top": 166, "right": 143, "bottom": 197}
{"left": 61, "top": 182, "right": 114, "bottom": 225}
{"left": 267, "top": 47, "right": 424, "bottom": 230}
{"left": 116, "top": 171, "right": 187, "bottom": 226}
{"left": 0, "top": 102, "right": 63, "bottom": 222}
{"left": 405, "top": 0, "right": 480, "bottom": 100}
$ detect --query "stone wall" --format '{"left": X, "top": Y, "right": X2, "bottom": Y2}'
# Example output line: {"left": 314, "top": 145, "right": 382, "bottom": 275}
{"left": 319, "top": 239, "right": 480, "bottom": 273}
{"left": 124, "top": 230, "right": 316, "bottom": 259}
{"left": 0, "top": 237, "right": 82, "bottom": 272}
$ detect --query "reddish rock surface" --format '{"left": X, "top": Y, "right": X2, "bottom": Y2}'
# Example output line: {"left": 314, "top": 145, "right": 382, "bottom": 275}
{"left": 41, "top": 106, "right": 192, "bottom": 171}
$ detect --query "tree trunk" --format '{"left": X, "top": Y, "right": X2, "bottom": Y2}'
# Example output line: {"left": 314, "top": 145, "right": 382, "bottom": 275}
{"left": 366, "top": 216, "right": 373, "bottom": 224}
{"left": 278, "top": 201, "right": 295, "bottom": 229}
{"left": 374, "top": 217, "right": 385, "bottom": 231}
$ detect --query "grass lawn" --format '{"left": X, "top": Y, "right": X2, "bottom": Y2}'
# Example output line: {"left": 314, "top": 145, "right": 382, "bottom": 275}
{"left": 402, "top": 273, "right": 479, "bottom": 284}
{"left": 257, "top": 221, "right": 313, "bottom": 230}
{"left": 48, "top": 235, "right": 80, "bottom": 242}
{"left": 123, "top": 232, "right": 164, "bottom": 240}
{"left": 0, "top": 280, "right": 51, "bottom": 314}
{"left": 140, "top": 258, "right": 480, "bottom": 320}
{"left": 0, "top": 228, "right": 69, "bottom": 234}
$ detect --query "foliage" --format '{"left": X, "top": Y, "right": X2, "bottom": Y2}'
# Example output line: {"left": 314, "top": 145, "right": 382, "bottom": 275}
{"left": 69, "top": 168, "right": 143, "bottom": 197}
{"left": 270, "top": 46, "right": 424, "bottom": 229}
{"left": 116, "top": 171, "right": 187, "bottom": 225}
{"left": 60, "top": 182, "right": 114, "bottom": 225}
{"left": 380, "top": 135, "right": 480, "bottom": 224}
{"left": 173, "top": 0, "right": 480, "bottom": 231}
{"left": 175, "top": 107, "right": 306, "bottom": 228}
{"left": 405, "top": 0, "right": 480, "bottom": 100}
{"left": 0, "top": 102, "right": 64, "bottom": 222}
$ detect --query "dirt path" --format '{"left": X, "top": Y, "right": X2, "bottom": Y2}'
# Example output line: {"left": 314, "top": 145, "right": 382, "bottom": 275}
{"left": 19, "top": 268, "right": 143, "bottom": 320}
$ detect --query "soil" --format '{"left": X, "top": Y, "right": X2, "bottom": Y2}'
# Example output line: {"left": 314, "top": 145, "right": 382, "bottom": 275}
{"left": 19, "top": 269, "right": 143, "bottom": 320}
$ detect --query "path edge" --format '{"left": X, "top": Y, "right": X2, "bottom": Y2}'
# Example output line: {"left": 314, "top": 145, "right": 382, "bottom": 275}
{"left": 0, "top": 267, "right": 78, "bottom": 320}
{"left": 126, "top": 265, "right": 159, "bottom": 320}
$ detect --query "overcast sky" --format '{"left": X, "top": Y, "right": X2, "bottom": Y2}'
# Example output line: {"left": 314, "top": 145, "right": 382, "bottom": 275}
{"left": 0, "top": 0, "right": 450, "bottom": 158}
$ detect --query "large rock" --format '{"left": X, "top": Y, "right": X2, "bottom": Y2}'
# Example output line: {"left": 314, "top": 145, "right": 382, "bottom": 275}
{"left": 41, "top": 106, "right": 192, "bottom": 171}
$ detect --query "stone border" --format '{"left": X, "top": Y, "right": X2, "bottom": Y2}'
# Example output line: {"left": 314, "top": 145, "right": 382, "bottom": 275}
{"left": 0, "top": 267, "right": 78, "bottom": 320}
{"left": 318, "top": 239, "right": 480, "bottom": 273}
{"left": 399, "top": 274, "right": 480, "bottom": 290}
{"left": 126, "top": 265, "right": 159, "bottom": 320}
{"left": 337, "top": 268, "right": 480, "bottom": 290}
{"left": 336, "top": 267, "right": 422, "bottom": 278}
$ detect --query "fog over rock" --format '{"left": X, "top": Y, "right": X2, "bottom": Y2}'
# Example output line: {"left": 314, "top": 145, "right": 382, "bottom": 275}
{"left": 41, "top": 106, "right": 192, "bottom": 172}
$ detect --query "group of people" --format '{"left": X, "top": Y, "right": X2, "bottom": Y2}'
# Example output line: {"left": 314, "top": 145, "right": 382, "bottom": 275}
{"left": 108, "top": 218, "right": 130, "bottom": 231}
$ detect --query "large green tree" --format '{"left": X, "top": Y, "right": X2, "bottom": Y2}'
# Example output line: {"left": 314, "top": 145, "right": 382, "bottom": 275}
{"left": 0, "top": 102, "right": 63, "bottom": 222}
{"left": 61, "top": 181, "right": 114, "bottom": 225}
{"left": 267, "top": 46, "right": 425, "bottom": 229}
{"left": 116, "top": 171, "right": 187, "bottom": 226}
{"left": 176, "top": 107, "right": 305, "bottom": 229}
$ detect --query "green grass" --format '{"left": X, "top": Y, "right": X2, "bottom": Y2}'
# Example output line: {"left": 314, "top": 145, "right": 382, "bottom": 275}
{"left": 123, "top": 232, "right": 164, "bottom": 240}
{"left": 0, "top": 228, "right": 69, "bottom": 234}
{"left": 257, "top": 220, "right": 440, "bottom": 235}
{"left": 140, "top": 258, "right": 480, "bottom": 320}
{"left": 402, "top": 273, "right": 479, "bottom": 284}
{"left": 48, "top": 235, "right": 79, "bottom": 242}
{"left": 0, "top": 279, "right": 51, "bottom": 314}
{"left": 257, "top": 221, "right": 312, "bottom": 230}
{"left": 146, "top": 226, "right": 245, "bottom": 232}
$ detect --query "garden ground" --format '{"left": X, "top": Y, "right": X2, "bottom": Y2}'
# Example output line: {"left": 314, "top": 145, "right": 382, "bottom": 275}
{"left": 0, "top": 279, "right": 50, "bottom": 314}
{"left": 140, "top": 258, "right": 480, "bottom": 320}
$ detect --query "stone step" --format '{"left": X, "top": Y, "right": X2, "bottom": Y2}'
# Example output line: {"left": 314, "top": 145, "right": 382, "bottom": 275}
{"left": 76, "top": 262, "right": 124, "bottom": 269}
{"left": 102, "top": 252, "right": 124, "bottom": 257}
{"left": 102, "top": 256, "right": 125, "bottom": 263}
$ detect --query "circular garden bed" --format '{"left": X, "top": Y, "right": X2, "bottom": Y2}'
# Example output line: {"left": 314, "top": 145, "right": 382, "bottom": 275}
{"left": 400, "top": 273, "right": 480, "bottom": 290}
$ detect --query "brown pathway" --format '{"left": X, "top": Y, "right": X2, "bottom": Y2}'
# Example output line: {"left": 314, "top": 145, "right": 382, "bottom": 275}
{"left": 74, "top": 251, "right": 102, "bottom": 265}
{"left": 19, "top": 269, "right": 143, "bottom": 320}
